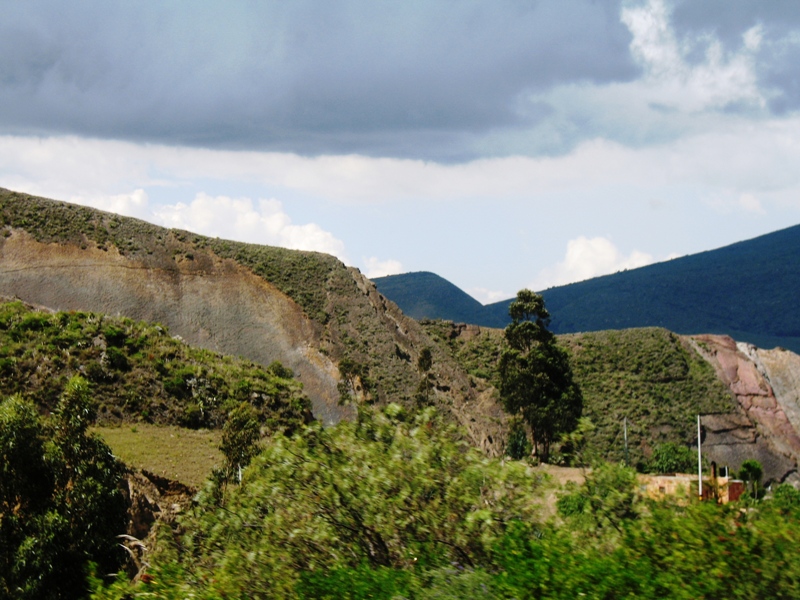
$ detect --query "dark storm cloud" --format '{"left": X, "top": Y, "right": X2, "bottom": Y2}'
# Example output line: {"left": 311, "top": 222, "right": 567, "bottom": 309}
{"left": 0, "top": 0, "right": 638, "bottom": 159}
{"left": 671, "top": 0, "right": 800, "bottom": 112}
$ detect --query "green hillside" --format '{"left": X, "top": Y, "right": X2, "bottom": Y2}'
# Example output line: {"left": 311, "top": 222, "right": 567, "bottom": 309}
{"left": 2, "top": 293, "right": 736, "bottom": 471}
{"left": 422, "top": 322, "right": 737, "bottom": 468}
{"left": 376, "top": 225, "right": 800, "bottom": 353}
{"left": 0, "top": 189, "right": 465, "bottom": 413}
{"left": 0, "top": 299, "right": 310, "bottom": 433}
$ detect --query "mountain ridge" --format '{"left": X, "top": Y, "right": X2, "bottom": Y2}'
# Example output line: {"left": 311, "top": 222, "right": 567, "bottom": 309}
{"left": 374, "top": 223, "right": 800, "bottom": 352}
{"left": 4, "top": 187, "right": 800, "bottom": 480}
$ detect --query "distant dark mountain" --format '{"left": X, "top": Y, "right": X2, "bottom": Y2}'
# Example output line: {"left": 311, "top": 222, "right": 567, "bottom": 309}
{"left": 371, "top": 271, "right": 487, "bottom": 323}
{"left": 374, "top": 224, "right": 800, "bottom": 353}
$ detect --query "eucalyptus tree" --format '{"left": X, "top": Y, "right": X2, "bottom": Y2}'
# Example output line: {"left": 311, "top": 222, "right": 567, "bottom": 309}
{"left": 499, "top": 289, "right": 582, "bottom": 462}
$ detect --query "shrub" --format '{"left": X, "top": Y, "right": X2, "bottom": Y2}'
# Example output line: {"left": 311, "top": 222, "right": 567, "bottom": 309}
{"left": 649, "top": 442, "right": 696, "bottom": 474}
{"left": 0, "top": 378, "right": 127, "bottom": 599}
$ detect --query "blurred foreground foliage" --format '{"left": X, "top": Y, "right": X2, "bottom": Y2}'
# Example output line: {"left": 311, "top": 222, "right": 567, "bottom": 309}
{"left": 94, "top": 404, "right": 544, "bottom": 598}
{"left": 91, "top": 406, "right": 800, "bottom": 600}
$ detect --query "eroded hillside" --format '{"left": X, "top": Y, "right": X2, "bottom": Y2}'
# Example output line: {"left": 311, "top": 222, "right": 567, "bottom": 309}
{"left": 0, "top": 189, "right": 506, "bottom": 452}
{"left": 7, "top": 188, "right": 800, "bottom": 474}
{"left": 693, "top": 336, "right": 800, "bottom": 483}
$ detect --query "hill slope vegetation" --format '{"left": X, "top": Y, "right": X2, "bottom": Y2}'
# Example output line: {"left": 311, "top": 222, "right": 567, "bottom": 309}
{"left": 422, "top": 322, "right": 739, "bottom": 469}
{"left": 0, "top": 299, "right": 310, "bottom": 433}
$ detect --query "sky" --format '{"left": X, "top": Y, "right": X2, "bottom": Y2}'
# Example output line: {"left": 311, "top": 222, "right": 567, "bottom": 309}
{"left": 2, "top": 0, "right": 800, "bottom": 304}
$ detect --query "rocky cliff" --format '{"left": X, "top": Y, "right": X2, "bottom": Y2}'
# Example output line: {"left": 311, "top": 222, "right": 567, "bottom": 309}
{"left": 691, "top": 335, "right": 800, "bottom": 484}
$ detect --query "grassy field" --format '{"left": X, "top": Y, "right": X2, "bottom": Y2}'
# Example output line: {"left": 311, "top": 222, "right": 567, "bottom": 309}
{"left": 93, "top": 424, "right": 223, "bottom": 488}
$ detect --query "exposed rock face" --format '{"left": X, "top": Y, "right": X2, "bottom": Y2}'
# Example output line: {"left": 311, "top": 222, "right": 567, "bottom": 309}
{"left": 447, "top": 322, "right": 485, "bottom": 342}
{"left": 338, "top": 269, "right": 507, "bottom": 454}
{"left": 125, "top": 470, "right": 195, "bottom": 541}
{"left": 691, "top": 335, "right": 800, "bottom": 483}
{"left": 0, "top": 230, "right": 345, "bottom": 424}
{"left": 757, "top": 346, "right": 800, "bottom": 442}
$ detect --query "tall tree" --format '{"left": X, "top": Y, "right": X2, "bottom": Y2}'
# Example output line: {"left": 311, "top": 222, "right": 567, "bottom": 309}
{"left": 220, "top": 402, "right": 262, "bottom": 483}
{"left": 739, "top": 459, "right": 763, "bottom": 499}
{"left": 499, "top": 289, "right": 582, "bottom": 462}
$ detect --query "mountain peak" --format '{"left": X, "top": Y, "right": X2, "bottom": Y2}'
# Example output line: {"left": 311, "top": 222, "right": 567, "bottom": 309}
{"left": 373, "top": 271, "right": 486, "bottom": 323}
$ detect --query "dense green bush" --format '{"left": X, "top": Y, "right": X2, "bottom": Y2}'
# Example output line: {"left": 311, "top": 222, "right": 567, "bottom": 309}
{"left": 93, "top": 405, "right": 545, "bottom": 598}
{"left": 1, "top": 377, "right": 127, "bottom": 600}
{"left": 556, "top": 462, "right": 639, "bottom": 532}
{"left": 90, "top": 413, "right": 800, "bottom": 599}
{"left": 496, "top": 491, "right": 800, "bottom": 599}
{"left": 648, "top": 442, "right": 697, "bottom": 474}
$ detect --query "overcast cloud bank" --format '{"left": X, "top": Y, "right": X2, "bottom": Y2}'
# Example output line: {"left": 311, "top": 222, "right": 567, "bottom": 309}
{"left": 3, "top": 0, "right": 798, "bottom": 159}
{"left": 2, "top": 0, "right": 800, "bottom": 300}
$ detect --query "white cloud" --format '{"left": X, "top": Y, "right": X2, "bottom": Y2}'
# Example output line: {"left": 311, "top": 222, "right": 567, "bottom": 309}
{"left": 0, "top": 140, "right": 349, "bottom": 258}
{"left": 738, "top": 193, "right": 766, "bottom": 214}
{"left": 620, "top": 0, "right": 765, "bottom": 112}
{"left": 505, "top": 0, "right": 770, "bottom": 159}
{"left": 3, "top": 127, "right": 800, "bottom": 211}
{"left": 362, "top": 257, "right": 404, "bottom": 279}
{"left": 0, "top": 136, "right": 153, "bottom": 200}
{"left": 468, "top": 287, "right": 509, "bottom": 305}
{"left": 531, "top": 236, "right": 655, "bottom": 291}
{"left": 74, "top": 188, "right": 151, "bottom": 220}
{"left": 706, "top": 191, "right": 768, "bottom": 215}
{"left": 152, "top": 193, "right": 347, "bottom": 260}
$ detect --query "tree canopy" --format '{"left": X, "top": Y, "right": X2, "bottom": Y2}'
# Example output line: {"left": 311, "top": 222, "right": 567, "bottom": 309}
{"left": 499, "top": 289, "right": 582, "bottom": 461}
{"left": 648, "top": 442, "right": 697, "bottom": 474}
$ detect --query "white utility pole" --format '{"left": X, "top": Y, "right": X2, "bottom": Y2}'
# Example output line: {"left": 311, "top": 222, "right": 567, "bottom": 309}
{"left": 623, "top": 417, "right": 629, "bottom": 467}
{"left": 697, "top": 414, "right": 702, "bottom": 499}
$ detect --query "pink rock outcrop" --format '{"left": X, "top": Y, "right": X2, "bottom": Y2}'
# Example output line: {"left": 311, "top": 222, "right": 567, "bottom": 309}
{"left": 691, "top": 334, "right": 800, "bottom": 480}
